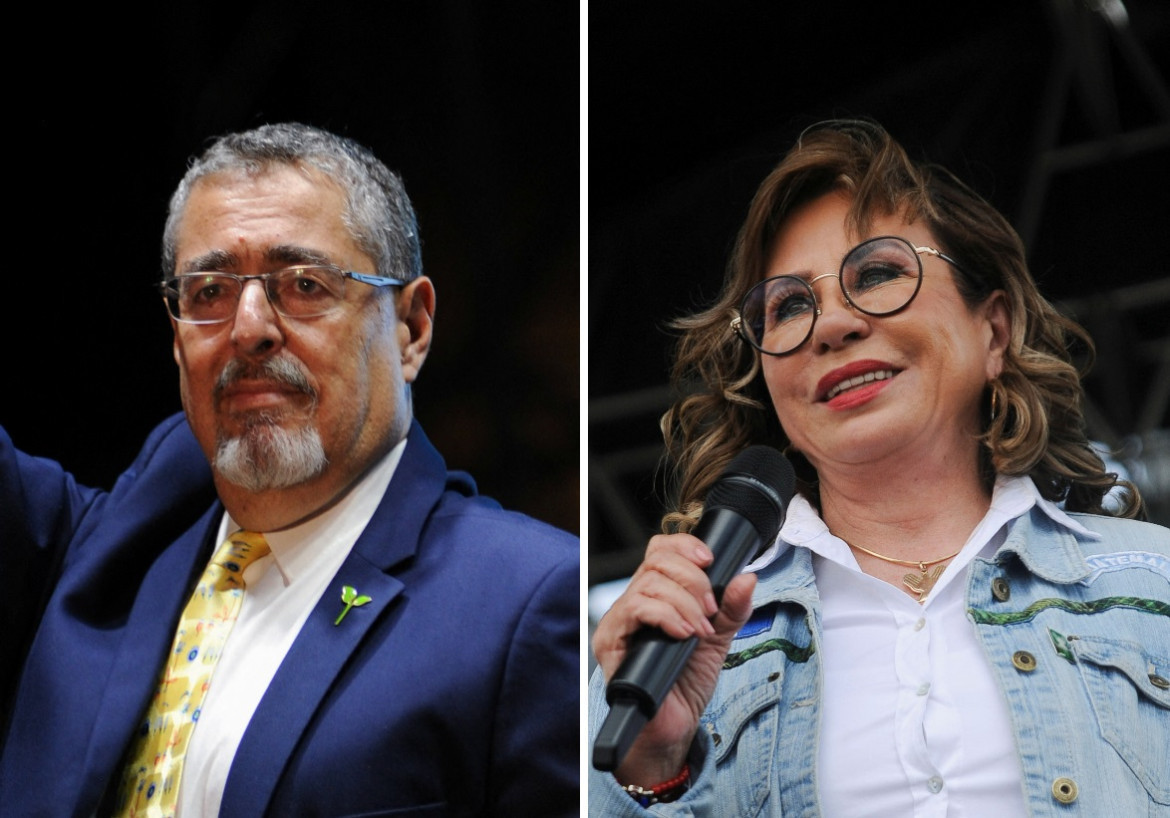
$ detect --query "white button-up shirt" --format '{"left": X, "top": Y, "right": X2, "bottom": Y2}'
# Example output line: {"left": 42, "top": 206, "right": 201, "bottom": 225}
{"left": 744, "top": 474, "right": 1100, "bottom": 817}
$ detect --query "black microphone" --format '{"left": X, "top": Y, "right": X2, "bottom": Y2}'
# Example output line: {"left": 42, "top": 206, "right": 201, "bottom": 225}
{"left": 592, "top": 446, "right": 795, "bottom": 772}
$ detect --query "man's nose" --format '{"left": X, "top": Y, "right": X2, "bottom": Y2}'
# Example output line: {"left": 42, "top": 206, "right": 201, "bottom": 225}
{"left": 230, "top": 280, "right": 284, "bottom": 356}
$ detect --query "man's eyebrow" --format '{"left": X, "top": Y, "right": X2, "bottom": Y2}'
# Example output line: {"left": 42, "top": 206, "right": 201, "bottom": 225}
{"left": 181, "top": 250, "right": 237, "bottom": 274}
{"left": 179, "top": 246, "right": 335, "bottom": 275}
{"left": 266, "top": 245, "right": 334, "bottom": 267}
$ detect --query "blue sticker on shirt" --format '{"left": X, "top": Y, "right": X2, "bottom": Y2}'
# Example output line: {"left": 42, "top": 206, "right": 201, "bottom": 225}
{"left": 734, "top": 604, "right": 777, "bottom": 639}
{"left": 1082, "top": 551, "right": 1170, "bottom": 585}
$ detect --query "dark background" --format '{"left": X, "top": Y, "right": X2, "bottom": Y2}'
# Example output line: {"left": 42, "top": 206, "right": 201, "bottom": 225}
{"left": 589, "top": 1, "right": 1170, "bottom": 585}
{"left": 2, "top": 3, "right": 579, "bottom": 534}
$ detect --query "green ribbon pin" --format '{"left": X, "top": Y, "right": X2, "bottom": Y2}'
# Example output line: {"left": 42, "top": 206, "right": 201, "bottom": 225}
{"left": 334, "top": 585, "right": 372, "bottom": 625}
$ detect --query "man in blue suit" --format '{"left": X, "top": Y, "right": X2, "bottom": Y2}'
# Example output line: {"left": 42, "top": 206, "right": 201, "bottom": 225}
{"left": 0, "top": 123, "right": 579, "bottom": 817}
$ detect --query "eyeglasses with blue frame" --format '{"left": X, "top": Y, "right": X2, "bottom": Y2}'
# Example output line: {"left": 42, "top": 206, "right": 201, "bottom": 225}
{"left": 161, "top": 264, "right": 407, "bottom": 324}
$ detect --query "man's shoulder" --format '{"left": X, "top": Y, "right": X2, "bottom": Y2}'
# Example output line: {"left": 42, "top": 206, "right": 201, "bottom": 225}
{"left": 115, "top": 413, "right": 211, "bottom": 487}
{"left": 396, "top": 422, "right": 578, "bottom": 566}
{"left": 104, "top": 413, "right": 215, "bottom": 514}
{"left": 382, "top": 473, "right": 580, "bottom": 603}
{"left": 430, "top": 488, "right": 579, "bottom": 561}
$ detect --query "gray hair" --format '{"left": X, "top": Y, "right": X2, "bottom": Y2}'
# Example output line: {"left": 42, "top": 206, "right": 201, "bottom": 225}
{"left": 162, "top": 122, "right": 422, "bottom": 281}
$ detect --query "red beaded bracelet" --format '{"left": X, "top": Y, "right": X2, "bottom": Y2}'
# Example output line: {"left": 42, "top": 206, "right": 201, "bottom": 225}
{"left": 619, "top": 764, "right": 691, "bottom": 807}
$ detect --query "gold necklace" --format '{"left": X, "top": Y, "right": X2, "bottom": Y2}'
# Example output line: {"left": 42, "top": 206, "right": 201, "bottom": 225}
{"left": 848, "top": 542, "right": 961, "bottom": 602}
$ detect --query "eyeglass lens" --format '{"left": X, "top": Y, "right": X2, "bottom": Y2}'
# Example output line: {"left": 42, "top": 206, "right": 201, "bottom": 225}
{"left": 166, "top": 267, "right": 348, "bottom": 323}
{"left": 739, "top": 237, "right": 923, "bottom": 355}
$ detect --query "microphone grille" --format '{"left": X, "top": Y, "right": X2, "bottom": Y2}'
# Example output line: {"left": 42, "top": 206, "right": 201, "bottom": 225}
{"left": 704, "top": 446, "right": 795, "bottom": 541}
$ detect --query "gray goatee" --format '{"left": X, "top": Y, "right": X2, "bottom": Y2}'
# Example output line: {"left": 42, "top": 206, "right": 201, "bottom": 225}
{"left": 213, "top": 357, "right": 328, "bottom": 491}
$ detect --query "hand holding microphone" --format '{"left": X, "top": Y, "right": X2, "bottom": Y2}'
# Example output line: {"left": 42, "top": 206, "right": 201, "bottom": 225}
{"left": 591, "top": 446, "right": 795, "bottom": 775}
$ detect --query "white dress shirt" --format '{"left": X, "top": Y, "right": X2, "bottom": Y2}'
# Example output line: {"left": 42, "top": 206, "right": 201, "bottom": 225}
{"left": 744, "top": 475, "right": 1101, "bottom": 818}
{"left": 176, "top": 439, "right": 406, "bottom": 817}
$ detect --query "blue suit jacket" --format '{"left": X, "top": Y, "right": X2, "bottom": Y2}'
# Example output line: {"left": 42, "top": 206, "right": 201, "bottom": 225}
{"left": 0, "top": 415, "right": 579, "bottom": 817}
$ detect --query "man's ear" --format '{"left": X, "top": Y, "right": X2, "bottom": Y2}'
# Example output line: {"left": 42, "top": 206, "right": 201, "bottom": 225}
{"left": 171, "top": 315, "right": 183, "bottom": 367}
{"left": 397, "top": 276, "right": 435, "bottom": 383}
{"left": 983, "top": 290, "right": 1011, "bottom": 381}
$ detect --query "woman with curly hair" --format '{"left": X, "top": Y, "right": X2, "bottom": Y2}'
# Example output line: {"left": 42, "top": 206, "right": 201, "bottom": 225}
{"left": 590, "top": 120, "right": 1169, "bottom": 817}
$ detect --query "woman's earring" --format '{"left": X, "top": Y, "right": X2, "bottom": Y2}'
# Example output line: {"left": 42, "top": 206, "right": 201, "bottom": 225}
{"left": 989, "top": 379, "right": 1003, "bottom": 423}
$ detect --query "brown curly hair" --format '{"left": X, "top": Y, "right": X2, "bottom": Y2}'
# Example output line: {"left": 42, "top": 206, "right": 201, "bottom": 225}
{"left": 661, "top": 119, "right": 1142, "bottom": 531}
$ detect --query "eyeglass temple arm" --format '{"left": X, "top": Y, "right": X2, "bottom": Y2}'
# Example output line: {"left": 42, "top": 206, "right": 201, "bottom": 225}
{"left": 346, "top": 271, "right": 408, "bottom": 287}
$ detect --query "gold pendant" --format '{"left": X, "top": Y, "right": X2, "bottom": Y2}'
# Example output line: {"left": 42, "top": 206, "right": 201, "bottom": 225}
{"left": 903, "top": 564, "right": 946, "bottom": 601}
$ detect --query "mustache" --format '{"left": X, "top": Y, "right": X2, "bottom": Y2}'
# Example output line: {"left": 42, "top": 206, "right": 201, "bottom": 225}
{"left": 215, "top": 356, "right": 317, "bottom": 402}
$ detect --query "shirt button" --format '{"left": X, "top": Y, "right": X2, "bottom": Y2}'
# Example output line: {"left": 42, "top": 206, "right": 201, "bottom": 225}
{"left": 1150, "top": 673, "right": 1170, "bottom": 690}
{"left": 914, "top": 618, "right": 926, "bottom": 631}
{"left": 927, "top": 776, "right": 944, "bottom": 794}
{"left": 991, "top": 577, "right": 1011, "bottom": 601}
{"left": 1012, "top": 651, "right": 1037, "bottom": 672}
{"left": 1051, "top": 777, "right": 1078, "bottom": 804}
{"left": 917, "top": 683, "right": 931, "bottom": 696}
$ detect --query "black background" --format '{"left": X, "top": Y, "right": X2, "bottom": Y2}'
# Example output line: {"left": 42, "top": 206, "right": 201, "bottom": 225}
{"left": 3, "top": 3, "right": 580, "bottom": 534}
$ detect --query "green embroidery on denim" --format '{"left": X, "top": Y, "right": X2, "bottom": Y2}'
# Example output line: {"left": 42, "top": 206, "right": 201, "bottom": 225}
{"left": 969, "top": 596, "right": 1170, "bottom": 626}
{"left": 723, "top": 638, "right": 815, "bottom": 669}
{"left": 1048, "top": 628, "right": 1076, "bottom": 663}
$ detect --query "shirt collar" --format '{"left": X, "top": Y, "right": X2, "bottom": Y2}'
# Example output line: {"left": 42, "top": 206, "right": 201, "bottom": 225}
{"left": 217, "top": 436, "right": 408, "bottom": 586}
{"left": 743, "top": 473, "right": 1101, "bottom": 574}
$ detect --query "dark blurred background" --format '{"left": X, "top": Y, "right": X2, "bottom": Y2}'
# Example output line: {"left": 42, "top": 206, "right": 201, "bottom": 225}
{"left": 589, "top": 0, "right": 1170, "bottom": 589}
{"left": 2, "top": 3, "right": 579, "bottom": 534}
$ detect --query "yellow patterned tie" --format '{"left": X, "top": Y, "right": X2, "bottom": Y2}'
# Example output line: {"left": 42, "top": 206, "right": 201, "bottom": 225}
{"left": 113, "top": 530, "right": 270, "bottom": 817}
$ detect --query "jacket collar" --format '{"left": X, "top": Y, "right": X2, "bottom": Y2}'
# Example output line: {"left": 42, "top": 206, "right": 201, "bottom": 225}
{"left": 752, "top": 542, "right": 820, "bottom": 612}
{"left": 751, "top": 475, "right": 1101, "bottom": 584}
{"left": 350, "top": 419, "right": 466, "bottom": 572}
{"left": 994, "top": 505, "right": 1097, "bottom": 584}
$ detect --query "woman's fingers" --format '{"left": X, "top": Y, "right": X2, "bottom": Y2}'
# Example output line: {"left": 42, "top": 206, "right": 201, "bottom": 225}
{"left": 594, "top": 545, "right": 761, "bottom": 786}
{"left": 594, "top": 533, "right": 720, "bottom": 669}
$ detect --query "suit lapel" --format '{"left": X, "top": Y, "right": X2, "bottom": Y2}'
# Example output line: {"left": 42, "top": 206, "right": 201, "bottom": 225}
{"left": 220, "top": 422, "right": 453, "bottom": 817}
{"left": 220, "top": 553, "right": 403, "bottom": 818}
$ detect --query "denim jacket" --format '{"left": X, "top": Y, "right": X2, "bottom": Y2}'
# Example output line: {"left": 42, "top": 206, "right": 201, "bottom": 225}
{"left": 589, "top": 507, "right": 1170, "bottom": 817}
